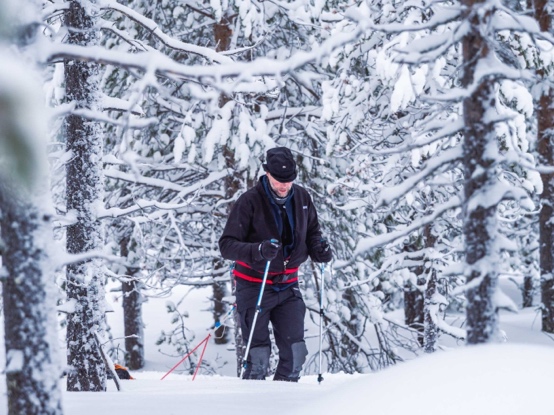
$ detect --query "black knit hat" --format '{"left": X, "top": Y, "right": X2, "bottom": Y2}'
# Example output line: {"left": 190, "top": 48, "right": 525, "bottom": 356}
{"left": 263, "top": 147, "right": 297, "bottom": 183}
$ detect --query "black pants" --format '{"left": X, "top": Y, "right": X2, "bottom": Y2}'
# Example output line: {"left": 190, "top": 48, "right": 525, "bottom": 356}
{"left": 236, "top": 278, "right": 307, "bottom": 381}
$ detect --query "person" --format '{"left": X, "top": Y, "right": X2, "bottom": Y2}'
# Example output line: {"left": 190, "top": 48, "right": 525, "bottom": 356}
{"left": 219, "top": 146, "right": 332, "bottom": 382}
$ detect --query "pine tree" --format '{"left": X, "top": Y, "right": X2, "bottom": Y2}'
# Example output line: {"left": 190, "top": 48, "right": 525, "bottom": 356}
{"left": 1, "top": 194, "right": 63, "bottom": 415}
{"left": 535, "top": 0, "right": 554, "bottom": 333}
{"left": 120, "top": 232, "right": 145, "bottom": 370}
{"left": 63, "top": 0, "right": 107, "bottom": 391}
{"left": 316, "top": 0, "right": 465, "bottom": 367}
{"left": 461, "top": 0, "right": 500, "bottom": 344}
{"left": 0, "top": 1, "right": 63, "bottom": 411}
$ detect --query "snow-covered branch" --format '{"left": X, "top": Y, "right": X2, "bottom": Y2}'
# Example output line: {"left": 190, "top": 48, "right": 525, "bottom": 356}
{"left": 377, "top": 146, "right": 463, "bottom": 206}
{"left": 336, "top": 196, "right": 462, "bottom": 269}
{"left": 99, "top": 0, "right": 234, "bottom": 64}
{"left": 104, "top": 168, "right": 228, "bottom": 195}
{"left": 98, "top": 199, "right": 212, "bottom": 219}
{"left": 43, "top": 17, "right": 366, "bottom": 94}
{"left": 54, "top": 250, "right": 129, "bottom": 270}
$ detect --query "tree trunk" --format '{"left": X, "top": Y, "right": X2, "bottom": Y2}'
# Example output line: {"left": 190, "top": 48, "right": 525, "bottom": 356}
{"left": 461, "top": 0, "right": 499, "bottom": 344}
{"left": 423, "top": 269, "right": 439, "bottom": 353}
{"left": 404, "top": 282, "right": 424, "bottom": 346}
{"left": 534, "top": 0, "right": 554, "bottom": 333}
{"left": 231, "top": 275, "right": 244, "bottom": 377}
{"left": 522, "top": 276, "right": 534, "bottom": 308}
{"left": 422, "top": 223, "right": 438, "bottom": 352}
{"left": 214, "top": 13, "right": 234, "bottom": 108}
{"left": 520, "top": 213, "right": 537, "bottom": 308}
{"left": 64, "top": 0, "right": 106, "bottom": 391}
{"left": 213, "top": 145, "right": 241, "bottom": 348}
{"left": 0, "top": 0, "right": 63, "bottom": 410}
{"left": 402, "top": 235, "right": 427, "bottom": 346}
{"left": 1, "top": 191, "right": 63, "bottom": 415}
{"left": 211, "top": 13, "right": 236, "bottom": 347}
{"left": 212, "top": 261, "right": 230, "bottom": 345}
{"left": 120, "top": 235, "right": 145, "bottom": 370}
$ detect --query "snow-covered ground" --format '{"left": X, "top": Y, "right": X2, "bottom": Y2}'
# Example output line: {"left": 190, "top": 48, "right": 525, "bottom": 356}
{"left": 33, "top": 343, "right": 554, "bottom": 415}
{"left": 2, "top": 279, "right": 554, "bottom": 415}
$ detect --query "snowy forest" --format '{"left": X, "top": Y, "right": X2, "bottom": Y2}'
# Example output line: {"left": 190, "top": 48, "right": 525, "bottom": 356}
{"left": 1, "top": 0, "right": 554, "bottom": 413}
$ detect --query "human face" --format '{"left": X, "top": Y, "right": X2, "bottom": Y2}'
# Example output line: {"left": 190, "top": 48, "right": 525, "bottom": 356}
{"left": 266, "top": 172, "right": 293, "bottom": 197}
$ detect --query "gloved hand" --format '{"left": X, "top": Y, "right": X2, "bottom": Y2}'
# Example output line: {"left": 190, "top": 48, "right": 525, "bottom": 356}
{"left": 259, "top": 239, "right": 281, "bottom": 260}
{"left": 313, "top": 238, "right": 332, "bottom": 263}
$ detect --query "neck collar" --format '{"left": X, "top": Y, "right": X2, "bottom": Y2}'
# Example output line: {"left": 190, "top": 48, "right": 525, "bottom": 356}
{"left": 262, "top": 176, "right": 293, "bottom": 205}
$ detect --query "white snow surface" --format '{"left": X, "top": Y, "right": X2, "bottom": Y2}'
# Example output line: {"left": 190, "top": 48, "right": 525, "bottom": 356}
{"left": 2, "top": 280, "right": 554, "bottom": 415}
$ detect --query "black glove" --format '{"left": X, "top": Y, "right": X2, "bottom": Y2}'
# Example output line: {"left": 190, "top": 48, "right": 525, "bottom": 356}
{"left": 313, "top": 238, "right": 332, "bottom": 263}
{"left": 259, "top": 239, "right": 280, "bottom": 260}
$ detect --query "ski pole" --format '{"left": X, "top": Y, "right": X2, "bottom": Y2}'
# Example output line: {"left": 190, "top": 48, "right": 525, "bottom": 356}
{"left": 318, "top": 263, "right": 326, "bottom": 384}
{"left": 240, "top": 248, "right": 275, "bottom": 379}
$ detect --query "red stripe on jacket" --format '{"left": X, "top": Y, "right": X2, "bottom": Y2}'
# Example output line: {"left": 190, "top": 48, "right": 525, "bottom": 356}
{"left": 234, "top": 261, "right": 299, "bottom": 284}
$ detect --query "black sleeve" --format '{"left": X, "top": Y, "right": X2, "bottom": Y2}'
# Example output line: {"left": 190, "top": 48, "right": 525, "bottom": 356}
{"left": 218, "top": 195, "right": 263, "bottom": 264}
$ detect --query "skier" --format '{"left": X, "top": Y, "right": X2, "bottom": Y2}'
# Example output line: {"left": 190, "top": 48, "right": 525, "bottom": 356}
{"left": 219, "top": 146, "right": 332, "bottom": 382}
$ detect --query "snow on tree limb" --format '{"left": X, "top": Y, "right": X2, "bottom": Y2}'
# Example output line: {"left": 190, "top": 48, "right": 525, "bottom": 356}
{"left": 103, "top": 168, "right": 228, "bottom": 195}
{"left": 42, "top": 16, "right": 367, "bottom": 92}
{"left": 336, "top": 197, "right": 462, "bottom": 269}
{"left": 99, "top": 0, "right": 234, "bottom": 64}
{"left": 377, "top": 146, "right": 463, "bottom": 207}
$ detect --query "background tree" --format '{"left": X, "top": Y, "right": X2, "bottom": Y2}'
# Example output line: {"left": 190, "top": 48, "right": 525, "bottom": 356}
{"left": 453, "top": 0, "right": 535, "bottom": 343}
{"left": 535, "top": 0, "right": 554, "bottom": 333}
{"left": 120, "top": 230, "right": 144, "bottom": 370}
{"left": 0, "top": 0, "right": 63, "bottom": 411}
{"left": 0, "top": 194, "right": 63, "bottom": 415}
{"left": 63, "top": 0, "right": 107, "bottom": 392}
{"left": 316, "top": 0, "right": 466, "bottom": 367}
{"left": 321, "top": 0, "right": 540, "bottom": 358}
{"left": 461, "top": 0, "right": 501, "bottom": 344}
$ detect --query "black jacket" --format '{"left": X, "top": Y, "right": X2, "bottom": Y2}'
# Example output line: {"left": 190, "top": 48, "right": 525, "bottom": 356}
{"left": 219, "top": 177, "right": 323, "bottom": 278}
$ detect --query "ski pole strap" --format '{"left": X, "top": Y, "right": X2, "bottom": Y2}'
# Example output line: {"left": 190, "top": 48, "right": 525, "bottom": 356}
{"left": 213, "top": 304, "right": 236, "bottom": 331}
